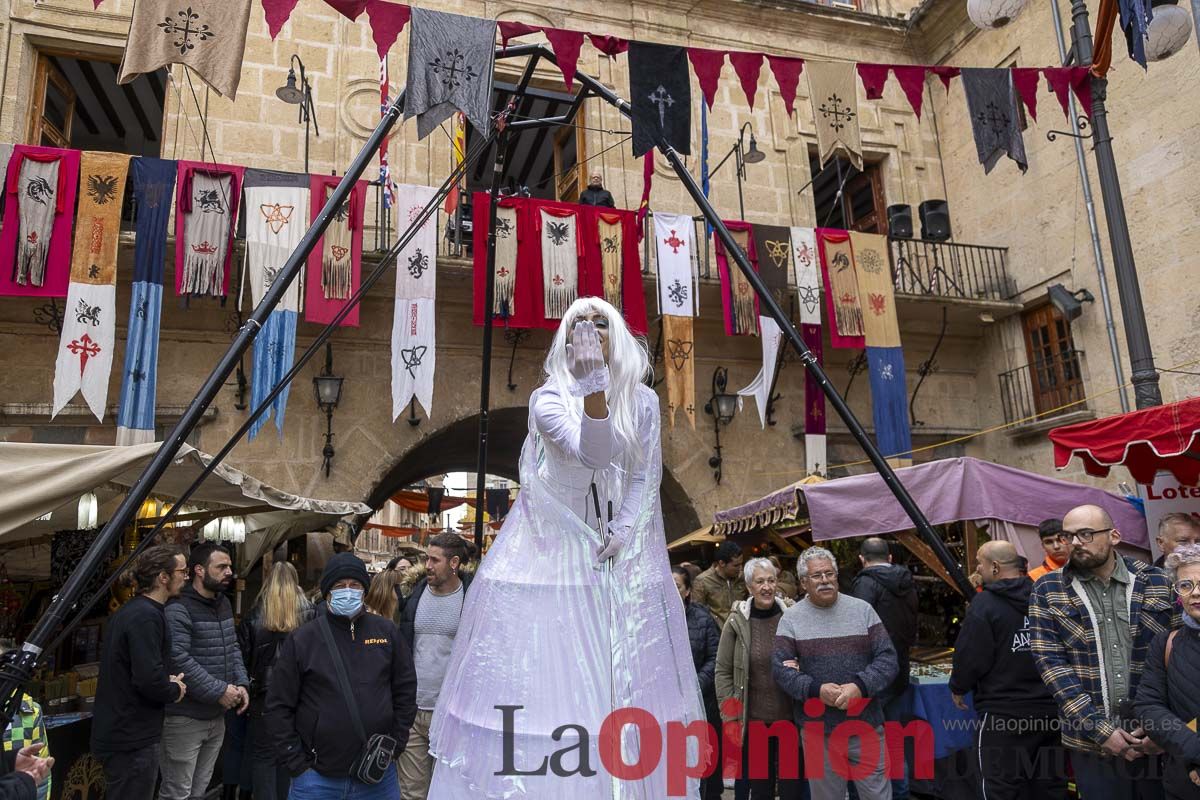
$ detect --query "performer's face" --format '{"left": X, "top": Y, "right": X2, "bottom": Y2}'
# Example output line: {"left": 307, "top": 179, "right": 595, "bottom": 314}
{"left": 574, "top": 312, "right": 611, "bottom": 362}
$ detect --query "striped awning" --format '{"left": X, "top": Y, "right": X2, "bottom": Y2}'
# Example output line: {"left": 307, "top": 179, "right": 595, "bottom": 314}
{"left": 712, "top": 475, "right": 826, "bottom": 536}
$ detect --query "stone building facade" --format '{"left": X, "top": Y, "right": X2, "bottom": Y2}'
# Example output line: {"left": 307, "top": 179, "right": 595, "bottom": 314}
{"left": 0, "top": 0, "right": 1195, "bottom": 539}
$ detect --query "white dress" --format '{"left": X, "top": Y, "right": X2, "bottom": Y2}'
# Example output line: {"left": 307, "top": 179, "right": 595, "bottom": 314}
{"left": 427, "top": 382, "right": 705, "bottom": 798}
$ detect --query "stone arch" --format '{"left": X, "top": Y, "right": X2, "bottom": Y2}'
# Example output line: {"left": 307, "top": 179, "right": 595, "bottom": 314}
{"left": 365, "top": 409, "right": 701, "bottom": 541}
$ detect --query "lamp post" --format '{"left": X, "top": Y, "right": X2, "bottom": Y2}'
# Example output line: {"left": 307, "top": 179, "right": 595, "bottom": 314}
{"left": 312, "top": 343, "right": 344, "bottom": 478}
{"left": 703, "top": 367, "right": 738, "bottom": 484}
{"left": 276, "top": 54, "right": 320, "bottom": 174}
{"left": 708, "top": 122, "right": 765, "bottom": 220}
{"left": 1065, "top": 0, "right": 1162, "bottom": 408}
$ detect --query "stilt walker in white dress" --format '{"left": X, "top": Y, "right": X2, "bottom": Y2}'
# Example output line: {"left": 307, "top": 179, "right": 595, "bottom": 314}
{"left": 428, "top": 297, "right": 706, "bottom": 798}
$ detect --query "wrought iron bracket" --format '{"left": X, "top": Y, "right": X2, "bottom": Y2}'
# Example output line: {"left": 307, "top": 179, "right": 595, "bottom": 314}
{"left": 503, "top": 328, "right": 531, "bottom": 391}
{"left": 909, "top": 306, "right": 948, "bottom": 428}
{"left": 1047, "top": 116, "right": 1091, "bottom": 142}
{"left": 32, "top": 300, "right": 62, "bottom": 334}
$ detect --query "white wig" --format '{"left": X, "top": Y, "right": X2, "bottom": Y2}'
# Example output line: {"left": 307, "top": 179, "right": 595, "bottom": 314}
{"left": 542, "top": 297, "right": 651, "bottom": 463}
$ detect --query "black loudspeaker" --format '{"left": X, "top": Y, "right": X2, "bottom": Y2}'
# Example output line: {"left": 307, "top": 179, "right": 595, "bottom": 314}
{"left": 886, "top": 204, "right": 913, "bottom": 239}
{"left": 919, "top": 200, "right": 951, "bottom": 241}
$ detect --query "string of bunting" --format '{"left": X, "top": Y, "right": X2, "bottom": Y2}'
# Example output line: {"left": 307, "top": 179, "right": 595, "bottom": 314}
{"left": 251, "top": 0, "right": 1093, "bottom": 122}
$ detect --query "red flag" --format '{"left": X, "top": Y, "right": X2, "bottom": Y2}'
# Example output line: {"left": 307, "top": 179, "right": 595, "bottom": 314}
{"left": 892, "top": 66, "right": 928, "bottom": 118}
{"left": 544, "top": 28, "right": 586, "bottom": 89}
{"left": 930, "top": 65, "right": 961, "bottom": 91}
{"left": 636, "top": 152, "right": 653, "bottom": 241}
{"left": 1045, "top": 67, "right": 1093, "bottom": 119}
{"left": 325, "top": 0, "right": 368, "bottom": 19}
{"left": 1011, "top": 67, "right": 1040, "bottom": 122}
{"left": 261, "top": 0, "right": 300, "bottom": 38}
{"left": 687, "top": 48, "right": 726, "bottom": 111}
{"left": 588, "top": 34, "right": 629, "bottom": 57}
{"left": 366, "top": 1, "right": 411, "bottom": 60}
{"left": 729, "top": 51, "right": 765, "bottom": 110}
{"left": 766, "top": 55, "right": 804, "bottom": 117}
{"left": 498, "top": 20, "right": 540, "bottom": 47}
{"left": 856, "top": 63, "right": 890, "bottom": 99}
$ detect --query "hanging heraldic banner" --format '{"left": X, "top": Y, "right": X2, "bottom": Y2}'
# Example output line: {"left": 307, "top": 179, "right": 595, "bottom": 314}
{"left": 628, "top": 41, "right": 692, "bottom": 157}
{"left": 405, "top": 7, "right": 497, "bottom": 140}
{"left": 538, "top": 208, "right": 580, "bottom": 320}
{"left": 653, "top": 212, "right": 696, "bottom": 317}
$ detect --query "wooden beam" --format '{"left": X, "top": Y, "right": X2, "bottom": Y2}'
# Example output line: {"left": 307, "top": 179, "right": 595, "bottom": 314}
{"left": 766, "top": 529, "right": 801, "bottom": 557}
{"left": 895, "top": 529, "right": 964, "bottom": 596}
{"left": 964, "top": 520, "right": 979, "bottom": 577}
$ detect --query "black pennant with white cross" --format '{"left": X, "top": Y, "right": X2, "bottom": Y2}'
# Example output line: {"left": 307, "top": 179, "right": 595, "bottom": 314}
{"left": 628, "top": 42, "right": 691, "bottom": 157}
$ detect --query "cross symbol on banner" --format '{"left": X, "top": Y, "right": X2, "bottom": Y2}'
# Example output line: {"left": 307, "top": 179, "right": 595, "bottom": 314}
{"left": 67, "top": 333, "right": 101, "bottom": 376}
{"left": 977, "top": 102, "right": 1009, "bottom": 135}
{"left": 819, "top": 94, "right": 856, "bottom": 133}
{"left": 429, "top": 50, "right": 479, "bottom": 90}
{"left": 649, "top": 85, "right": 674, "bottom": 127}
{"left": 157, "top": 8, "right": 215, "bottom": 56}
{"left": 663, "top": 230, "right": 685, "bottom": 254}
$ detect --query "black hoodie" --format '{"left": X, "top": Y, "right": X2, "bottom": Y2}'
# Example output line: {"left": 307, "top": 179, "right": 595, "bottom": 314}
{"left": 851, "top": 563, "right": 919, "bottom": 698}
{"left": 949, "top": 577, "right": 1058, "bottom": 717}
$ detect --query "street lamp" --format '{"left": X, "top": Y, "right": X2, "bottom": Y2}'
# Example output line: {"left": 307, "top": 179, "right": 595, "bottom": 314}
{"left": 703, "top": 367, "right": 739, "bottom": 484}
{"left": 275, "top": 54, "right": 320, "bottom": 174}
{"left": 312, "top": 343, "right": 344, "bottom": 478}
{"left": 709, "top": 122, "right": 765, "bottom": 220}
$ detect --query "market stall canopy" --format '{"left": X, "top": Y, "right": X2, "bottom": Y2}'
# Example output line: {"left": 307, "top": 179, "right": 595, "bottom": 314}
{"left": 1048, "top": 395, "right": 1200, "bottom": 486}
{"left": 0, "top": 442, "right": 370, "bottom": 567}
{"left": 667, "top": 526, "right": 723, "bottom": 551}
{"left": 712, "top": 474, "right": 824, "bottom": 537}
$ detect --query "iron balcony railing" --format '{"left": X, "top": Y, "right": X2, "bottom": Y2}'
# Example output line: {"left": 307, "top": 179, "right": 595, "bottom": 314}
{"left": 998, "top": 348, "right": 1088, "bottom": 426}
{"left": 889, "top": 238, "right": 1014, "bottom": 302}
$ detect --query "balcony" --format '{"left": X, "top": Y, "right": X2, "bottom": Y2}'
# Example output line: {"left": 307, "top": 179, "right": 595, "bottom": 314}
{"left": 999, "top": 348, "right": 1090, "bottom": 428}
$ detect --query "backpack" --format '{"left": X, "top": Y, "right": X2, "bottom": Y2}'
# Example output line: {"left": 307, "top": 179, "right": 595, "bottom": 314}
{"left": 1164, "top": 629, "right": 1179, "bottom": 668}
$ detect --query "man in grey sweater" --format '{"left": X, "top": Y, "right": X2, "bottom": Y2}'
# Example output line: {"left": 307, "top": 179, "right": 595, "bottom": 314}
{"left": 159, "top": 544, "right": 249, "bottom": 800}
{"left": 772, "top": 547, "right": 898, "bottom": 800}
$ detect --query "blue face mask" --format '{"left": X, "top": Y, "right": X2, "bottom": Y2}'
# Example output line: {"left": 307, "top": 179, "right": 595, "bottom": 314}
{"left": 328, "top": 587, "right": 364, "bottom": 617}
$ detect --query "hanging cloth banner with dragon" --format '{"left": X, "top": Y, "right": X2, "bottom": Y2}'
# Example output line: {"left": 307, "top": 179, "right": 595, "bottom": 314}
{"left": 538, "top": 207, "right": 580, "bottom": 320}
{"left": 305, "top": 174, "right": 367, "bottom": 328}
{"left": 242, "top": 169, "right": 308, "bottom": 439}
{"left": 175, "top": 160, "right": 245, "bottom": 300}
{"left": 391, "top": 183, "right": 438, "bottom": 422}
{"left": 51, "top": 151, "right": 132, "bottom": 420}
{"left": 0, "top": 145, "right": 80, "bottom": 298}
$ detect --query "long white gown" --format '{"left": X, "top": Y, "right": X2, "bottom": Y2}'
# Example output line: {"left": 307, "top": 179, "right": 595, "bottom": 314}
{"left": 427, "top": 382, "right": 705, "bottom": 798}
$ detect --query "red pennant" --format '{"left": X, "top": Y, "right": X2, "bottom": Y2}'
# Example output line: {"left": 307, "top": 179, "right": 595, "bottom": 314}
{"left": 497, "top": 20, "right": 540, "bottom": 47}
{"left": 891, "top": 65, "right": 928, "bottom": 119}
{"left": 729, "top": 51, "right": 765, "bottom": 110}
{"left": 1070, "top": 67, "right": 1094, "bottom": 118}
{"left": 687, "top": 48, "right": 726, "bottom": 110}
{"left": 930, "top": 65, "right": 961, "bottom": 92}
{"left": 588, "top": 34, "right": 629, "bottom": 57}
{"left": 365, "top": 1, "right": 411, "bottom": 61}
{"left": 1011, "top": 67, "right": 1040, "bottom": 122}
{"left": 325, "top": 0, "right": 368, "bottom": 19}
{"left": 766, "top": 55, "right": 804, "bottom": 117}
{"left": 856, "top": 63, "right": 890, "bottom": 99}
{"left": 544, "top": 28, "right": 585, "bottom": 89}
{"left": 636, "top": 152, "right": 653, "bottom": 241}
{"left": 262, "top": 0, "right": 301, "bottom": 38}
{"left": 1043, "top": 67, "right": 1094, "bottom": 120}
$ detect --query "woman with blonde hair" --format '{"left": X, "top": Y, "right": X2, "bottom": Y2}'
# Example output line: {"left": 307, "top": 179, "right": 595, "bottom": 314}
{"left": 365, "top": 567, "right": 401, "bottom": 622}
{"left": 240, "top": 561, "right": 312, "bottom": 800}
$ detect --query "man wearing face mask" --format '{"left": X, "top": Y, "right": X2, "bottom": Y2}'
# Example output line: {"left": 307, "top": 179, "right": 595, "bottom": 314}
{"left": 267, "top": 553, "right": 417, "bottom": 799}
{"left": 578, "top": 171, "right": 615, "bottom": 207}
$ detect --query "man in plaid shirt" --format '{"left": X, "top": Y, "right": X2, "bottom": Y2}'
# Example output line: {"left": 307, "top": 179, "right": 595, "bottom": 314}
{"left": 1030, "top": 503, "right": 1179, "bottom": 800}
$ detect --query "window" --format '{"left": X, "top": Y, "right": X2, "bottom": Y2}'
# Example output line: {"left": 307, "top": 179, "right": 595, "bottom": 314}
{"left": 1021, "top": 304, "right": 1084, "bottom": 416}
{"left": 808, "top": 151, "right": 887, "bottom": 234}
{"left": 28, "top": 50, "right": 166, "bottom": 156}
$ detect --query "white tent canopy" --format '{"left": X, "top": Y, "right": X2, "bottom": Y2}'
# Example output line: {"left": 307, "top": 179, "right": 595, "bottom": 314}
{"left": 0, "top": 442, "right": 371, "bottom": 569}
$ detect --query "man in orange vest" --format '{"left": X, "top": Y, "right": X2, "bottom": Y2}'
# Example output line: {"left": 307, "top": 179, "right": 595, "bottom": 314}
{"left": 1029, "top": 518, "right": 1069, "bottom": 582}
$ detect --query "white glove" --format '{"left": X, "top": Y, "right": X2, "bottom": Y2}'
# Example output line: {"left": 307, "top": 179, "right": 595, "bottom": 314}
{"left": 566, "top": 320, "right": 609, "bottom": 397}
{"left": 595, "top": 524, "right": 630, "bottom": 565}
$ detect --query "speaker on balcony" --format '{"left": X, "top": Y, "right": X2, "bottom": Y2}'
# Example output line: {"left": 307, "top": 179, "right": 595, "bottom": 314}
{"left": 886, "top": 204, "right": 913, "bottom": 239}
{"left": 919, "top": 200, "right": 952, "bottom": 241}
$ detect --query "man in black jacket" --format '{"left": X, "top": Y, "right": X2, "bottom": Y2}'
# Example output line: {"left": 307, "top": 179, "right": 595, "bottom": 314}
{"left": 950, "top": 541, "right": 1066, "bottom": 800}
{"left": 850, "top": 537, "right": 918, "bottom": 798}
{"left": 91, "top": 545, "right": 188, "bottom": 800}
{"left": 268, "top": 553, "right": 416, "bottom": 798}
{"left": 578, "top": 171, "right": 616, "bottom": 207}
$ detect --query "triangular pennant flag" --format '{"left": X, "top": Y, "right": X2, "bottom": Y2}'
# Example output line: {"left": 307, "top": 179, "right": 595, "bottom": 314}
{"left": 628, "top": 41, "right": 691, "bottom": 157}
{"left": 366, "top": 1, "right": 411, "bottom": 61}
{"left": 856, "top": 63, "right": 891, "bottom": 99}
{"left": 404, "top": 7, "right": 497, "bottom": 140}
{"left": 931, "top": 65, "right": 961, "bottom": 92}
{"left": 962, "top": 68, "right": 1028, "bottom": 174}
{"left": 892, "top": 65, "right": 928, "bottom": 119}
{"left": 588, "top": 34, "right": 629, "bottom": 57}
{"left": 636, "top": 152, "right": 653, "bottom": 238}
{"left": 1071, "top": 69, "right": 1093, "bottom": 118}
{"left": 325, "top": 0, "right": 367, "bottom": 19}
{"left": 497, "top": 20, "right": 540, "bottom": 47}
{"left": 729, "top": 51, "right": 765, "bottom": 110}
{"left": 766, "top": 55, "right": 804, "bottom": 117}
{"left": 544, "top": 28, "right": 585, "bottom": 90}
{"left": 1011, "top": 67, "right": 1040, "bottom": 122}
{"left": 807, "top": 60, "right": 863, "bottom": 171}
{"left": 687, "top": 48, "right": 726, "bottom": 111}
{"left": 119, "top": 0, "right": 254, "bottom": 99}
{"left": 1044, "top": 67, "right": 1094, "bottom": 119}
{"left": 262, "top": 0, "right": 300, "bottom": 39}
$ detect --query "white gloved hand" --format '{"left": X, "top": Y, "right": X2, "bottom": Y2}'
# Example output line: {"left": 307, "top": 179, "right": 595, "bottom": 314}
{"left": 566, "top": 320, "right": 609, "bottom": 397}
{"left": 595, "top": 524, "right": 630, "bottom": 565}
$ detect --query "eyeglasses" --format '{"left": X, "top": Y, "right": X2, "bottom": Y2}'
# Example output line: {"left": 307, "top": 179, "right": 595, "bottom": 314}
{"left": 806, "top": 571, "right": 837, "bottom": 582}
{"left": 1175, "top": 579, "right": 1199, "bottom": 597}
{"left": 1065, "top": 527, "right": 1113, "bottom": 544}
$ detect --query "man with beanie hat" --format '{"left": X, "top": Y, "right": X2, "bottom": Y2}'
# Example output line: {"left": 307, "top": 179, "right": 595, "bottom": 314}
{"left": 267, "top": 553, "right": 416, "bottom": 799}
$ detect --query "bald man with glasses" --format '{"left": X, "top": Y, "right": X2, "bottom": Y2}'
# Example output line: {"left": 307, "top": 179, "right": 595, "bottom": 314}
{"left": 1029, "top": 504, "right": 1180, "bottom": 800}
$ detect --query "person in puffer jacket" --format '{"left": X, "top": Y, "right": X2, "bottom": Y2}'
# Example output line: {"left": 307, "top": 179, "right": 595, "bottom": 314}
{"left": 161, "top": 543, "right": 250, "bottom": 800}
{"left": 673, "top": 566, "right": 722, "bottom": 800}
